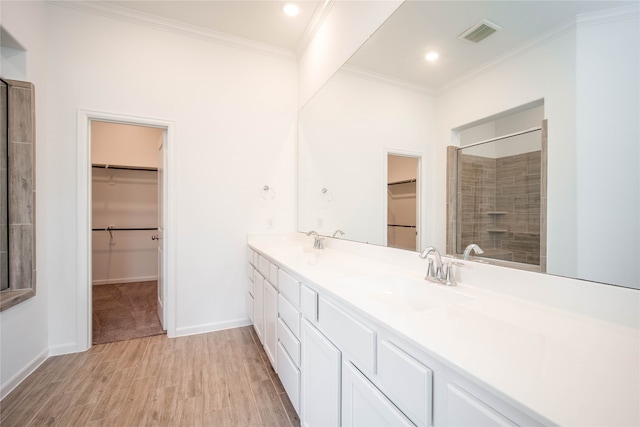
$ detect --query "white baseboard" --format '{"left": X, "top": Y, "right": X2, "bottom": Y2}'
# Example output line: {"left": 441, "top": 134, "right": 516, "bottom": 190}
{"left": 48, "top": 342, "right": 84, "bottom": 356}
{"left": 1, "top": 347, "right": 49, "bottom": 400}
{"left": 92, "top": 276, "right": 158, "bottom": 286}
{"left": 175, "top": 317, "right": 252, "bottom": 337}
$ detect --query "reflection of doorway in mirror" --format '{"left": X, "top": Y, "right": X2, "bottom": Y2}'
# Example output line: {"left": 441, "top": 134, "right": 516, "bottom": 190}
{"left": 387, "top": 154, "right": 419, "bottom": 251}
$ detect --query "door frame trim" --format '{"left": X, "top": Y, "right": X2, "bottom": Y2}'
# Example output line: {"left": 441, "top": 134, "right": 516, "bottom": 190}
{"left": 76, "top": 110, "right": 176, "bottom": 350}
{"left": 383, "top": 149, "right": 423, "bottom": 251}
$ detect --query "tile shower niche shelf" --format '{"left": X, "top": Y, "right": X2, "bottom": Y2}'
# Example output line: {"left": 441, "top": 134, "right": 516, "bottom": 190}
{"left": 487, "top": 229, "right": 508, "bottom": 233}
{"left": 486, "top": 211, "right": 508, "bottom": 215}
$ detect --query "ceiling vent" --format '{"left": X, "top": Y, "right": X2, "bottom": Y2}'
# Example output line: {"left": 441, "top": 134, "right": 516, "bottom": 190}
{"left": 458, "top": 19, "right": 502, "bottom": 43}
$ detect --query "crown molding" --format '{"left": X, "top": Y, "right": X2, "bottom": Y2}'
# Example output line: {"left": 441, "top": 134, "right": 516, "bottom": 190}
{"left": 295, "top": 0, "right": 335, "bottom": 58}
{"left": 49, "top": 1, "right": 296, "bottom": 60}
{"left": 341, "top": 64, "right": 434, "bottom": 96}
{"left": 577, "top": 3, "right": 639, "bottom": 27}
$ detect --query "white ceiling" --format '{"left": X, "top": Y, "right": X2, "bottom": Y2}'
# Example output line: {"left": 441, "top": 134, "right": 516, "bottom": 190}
{"left": 347, "top": 1, "right": 637, "bottom": 91}
{"left": 104, "top": 0, "right": 636, "bottom": 90}
{"left": 107, "top": 0, "right": 324, "bottom": 51}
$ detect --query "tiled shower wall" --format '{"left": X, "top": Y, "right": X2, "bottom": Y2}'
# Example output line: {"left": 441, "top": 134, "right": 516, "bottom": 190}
{"left": 458, "top": 151, "right": 541, "bottom": 265}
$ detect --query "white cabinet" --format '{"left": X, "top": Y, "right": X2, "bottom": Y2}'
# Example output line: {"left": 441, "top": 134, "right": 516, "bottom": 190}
{"left": 264, "top": 279, "right": 278, "bottom": 370}
{"left": 317, "top": 296, "right": 376, "bottom": 374}
{"left": 446, "top": 384, "right": 517, "bottom": 427}
{"left": 247, "top": 264, "right": 254, "bottom": 323}
{"left": 378, "top": 339, "right": 432, "bottom": 426}
{"left": 250, "top": 244, "right": 548, "bottom": 427}
{"left": 278, "top": 342, "right": 301, "bottom": 412}
{"left": 279, "top": 269, "right": 301, "bottom": 306}
{"left": 301, "top": 284, "right": 318, "bottom": 321}
{"left": 253, "top": 270, "right": 264, "bottom": 343}
{"left": 342, "top": 361, "right": 414, "bottom": 427}
{"left": 301, "top": 318, "right": 342, "bottom": 427}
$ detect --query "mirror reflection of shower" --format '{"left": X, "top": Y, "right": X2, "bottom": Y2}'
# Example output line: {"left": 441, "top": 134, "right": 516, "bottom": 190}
{"left": 456, "top": 127, "right": 545, "bottom": 268}
{"left": 387, "top": 154, "right": 419, "bottom": 251}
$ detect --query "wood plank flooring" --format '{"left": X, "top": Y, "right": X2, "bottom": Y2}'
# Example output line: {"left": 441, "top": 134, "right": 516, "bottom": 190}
{"left": 0, "top": 326, "right": 300, "bottom": 427}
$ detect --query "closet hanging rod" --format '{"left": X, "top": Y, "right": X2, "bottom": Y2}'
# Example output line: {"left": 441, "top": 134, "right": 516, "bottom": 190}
{"left": 387, "top": 224, "right": 417, "bottom": 228}
{"left": 92, "top": 164, "right": 158, "bottom": 172}
{"left": 388, "top": 179, "right": 417, "bottom": 186}
{"left": 92, "top": 227, "right": 158, "bottom": 231}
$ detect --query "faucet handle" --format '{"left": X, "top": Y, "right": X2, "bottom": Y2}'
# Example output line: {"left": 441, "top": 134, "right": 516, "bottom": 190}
{"left": 443, "top": 262, "right": 464, "bottom": 286}
{"left": 425, "top": 258, "right": 435, "bottom": 279}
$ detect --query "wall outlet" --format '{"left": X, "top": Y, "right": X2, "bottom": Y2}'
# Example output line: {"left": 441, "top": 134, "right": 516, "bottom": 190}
{"left": 267, "top": 218, "right": 274, "bottom": 229}
{"left": 317, "top": 218, "right": 324, "bottom": 227}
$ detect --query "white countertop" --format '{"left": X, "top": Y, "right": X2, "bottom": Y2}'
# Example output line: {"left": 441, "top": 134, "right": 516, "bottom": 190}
{"left": 248, "top": 233, "right": 640, "bottom": 426}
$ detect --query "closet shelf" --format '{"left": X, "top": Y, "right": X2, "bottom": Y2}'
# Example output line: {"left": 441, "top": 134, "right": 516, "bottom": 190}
{"left": 92, "top": 227, "right": 158, "bottom": 231}
{"left": 92, "top": 164, "right": 158, "bottom": 172}
{"left": 388, "top": 179, "right": 416, "bottom": 186}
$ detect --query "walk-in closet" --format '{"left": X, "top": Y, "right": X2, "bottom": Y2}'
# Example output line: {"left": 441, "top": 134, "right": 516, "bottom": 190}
{"left": 91, "top": 121, "right": 165, "bottom": 344}
{"left": 387, "top": 154, "right": 419, "bottom": 251}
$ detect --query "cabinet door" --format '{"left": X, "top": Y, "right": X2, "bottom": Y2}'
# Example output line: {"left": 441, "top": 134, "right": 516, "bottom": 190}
{"left": 253, "top": 271, "right": 264, "bottom": 343}
{"left": 264, "top": 279, "right": 278, "bottom": 370}
{"left": 342, "top": 361, "right": 415, "bottom": 427}
{"left": 446, "top": 384, "right": 516, "bottom": 427}
{"left": 301, "top": 318, "right": 341, "bottom": 427}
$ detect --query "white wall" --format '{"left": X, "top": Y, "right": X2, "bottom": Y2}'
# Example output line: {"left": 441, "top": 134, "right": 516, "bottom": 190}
{"left": 91, "top": 121, "right": 163, "bottom": 168}
{"left": 43, "top": 3, "right": 298, "bottom": 349}
{"left": 575, "top": 6, "right": 639, "bottom": 288}
{"left": 0, "top": 0, "right": 50, "bottom": 400}
{"left": 298, "top": 69, "right": 434, "bottom": 246}
{"left": 298, "top": 0, "right": 403, "bottom": 108}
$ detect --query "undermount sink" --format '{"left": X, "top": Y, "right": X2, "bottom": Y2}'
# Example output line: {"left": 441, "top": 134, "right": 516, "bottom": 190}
{"left": 339, "top": 275, "right": 474, "bottom": 312}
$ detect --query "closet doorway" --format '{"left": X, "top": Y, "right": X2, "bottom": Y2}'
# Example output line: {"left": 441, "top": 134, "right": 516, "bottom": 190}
{"left": 90, "top": 121, "right": 166, "bottom": 345}
{"left": 386, "top": 153, "right": 420, "bottom": 251}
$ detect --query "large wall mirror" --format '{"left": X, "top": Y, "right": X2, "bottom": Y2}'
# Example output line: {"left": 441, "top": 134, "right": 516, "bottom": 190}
{"left": 298, "top": 1, "right": 639, "bottom": 289}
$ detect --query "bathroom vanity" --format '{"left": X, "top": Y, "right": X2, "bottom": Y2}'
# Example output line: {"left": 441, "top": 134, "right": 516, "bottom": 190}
{"left": 247, "top": 232, "right": 639, "bottom": 427}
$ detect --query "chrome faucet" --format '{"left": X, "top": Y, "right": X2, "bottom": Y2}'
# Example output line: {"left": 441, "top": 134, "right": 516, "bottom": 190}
{"left": 419, "top": 246, "right": 462, "bottom": 286}
{"left": 463, "top": 243, "right": 484, "bottom": 260}
{"left": 332, "top": 229, "right": 345, "bottom": 238}
{"left": 306, "top": 230, "right": 325, "bottom": 249}
{"left": 419, "top": 246, "right": 444, "bottom": 282}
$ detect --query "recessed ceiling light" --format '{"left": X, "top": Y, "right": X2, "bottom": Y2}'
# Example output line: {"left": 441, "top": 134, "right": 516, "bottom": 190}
{"left": 283, "top": 2, "right": 300, "bottom": 16}
{"left": 425, "top": 52, "right": 439, "bottom": 62}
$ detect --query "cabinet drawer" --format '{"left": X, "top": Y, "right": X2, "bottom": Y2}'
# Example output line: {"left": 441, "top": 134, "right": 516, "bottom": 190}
{"left": 248, "top": 264, "right": 255, "bottom": 281}
{"left": 277, "top": 342, "right": 300, "bottom": 414}
{"left": 318, "top": 296, "right": 376, "bottom": 373}
{"left": 278, "top": 269, "right": 301, "bottom": 306}
{"left": 248, "top": 248, "right": 256, "bottom": 267}
{"left": 379, "top": 339, "right": 433, "bottom": 426}
{"left": 248, "top": 265, "right": 255, "bottom": 296}
{"left": 247, "top": 292, "right": 254, "bottom": 323}
{"left": 278, "top": 318, "right": 300, "bottom": 366}
{"left": 258, "top": 255, "right": 270, "bottom": 278}
{"left": 269, "top": 263, "right": 279, "bottom": 286}
{"left": 279, "top": 293, "right": 301, "bottom": 337}
{"left": 301, "top": 284, "right": 318, "bottom": 321}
